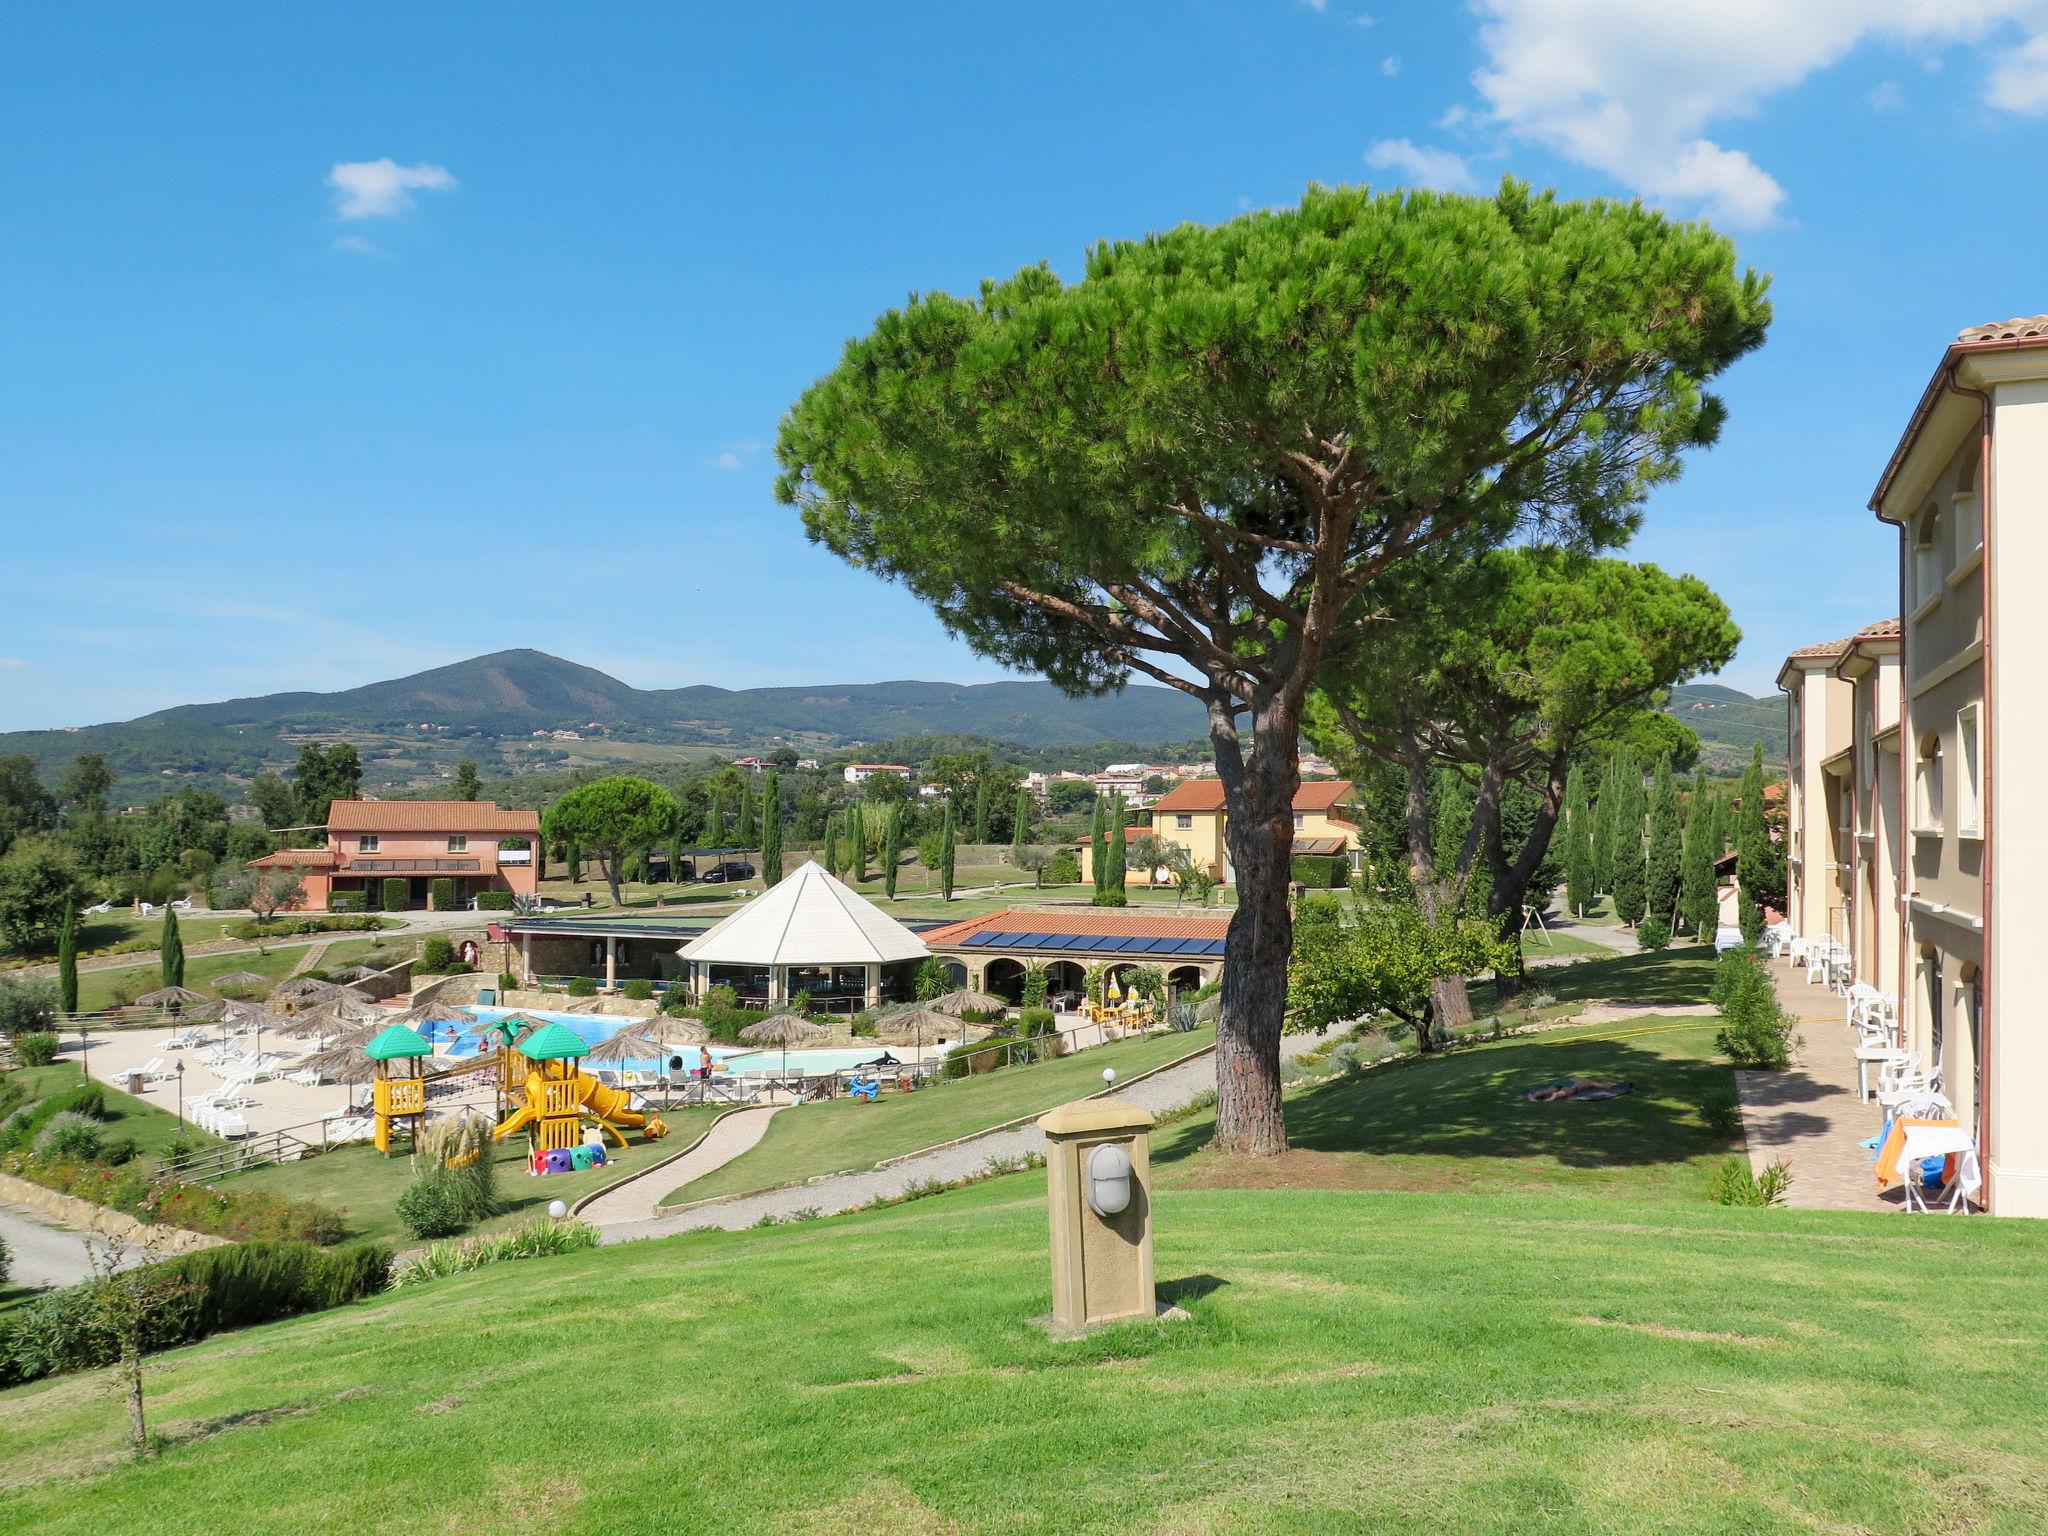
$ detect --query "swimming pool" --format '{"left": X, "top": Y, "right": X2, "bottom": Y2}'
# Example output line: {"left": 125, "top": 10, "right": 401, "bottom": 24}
{"left": 440, "top": 1007, "right": 908, "bottom": 1076}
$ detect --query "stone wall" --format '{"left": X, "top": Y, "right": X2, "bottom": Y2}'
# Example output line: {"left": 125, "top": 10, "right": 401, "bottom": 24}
{"left": 0, "top": 1171, "right": 229, "bottom": 1255}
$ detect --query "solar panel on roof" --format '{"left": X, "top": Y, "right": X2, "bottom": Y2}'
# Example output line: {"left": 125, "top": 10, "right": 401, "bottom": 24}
{"left": 1169, "top": 936, "right": 1211, "bottom": 954}
{"left": 1015, "top": 932, "right": 1058, "bottom": 950}
{"left": 1198, "top": 939, "right": 1228, "bottom": 955}
{"left": 1061, "top": 933, "right": 1108, "bottom": 951}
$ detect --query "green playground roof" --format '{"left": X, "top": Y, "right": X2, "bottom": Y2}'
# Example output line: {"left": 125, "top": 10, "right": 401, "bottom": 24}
{"left": 364, "top": 1024, "right": 433, "bottom": 1061}
{"left": 518, "top": 1022, "right": 591, "bottom": 1060}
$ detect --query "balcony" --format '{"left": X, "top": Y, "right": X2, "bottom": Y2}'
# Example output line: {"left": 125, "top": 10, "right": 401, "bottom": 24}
{"left": 343, "top": 858, "right": 482, "bottom": 874}
{"left": 496, "top": 848, "right": 533, "bottom": 865}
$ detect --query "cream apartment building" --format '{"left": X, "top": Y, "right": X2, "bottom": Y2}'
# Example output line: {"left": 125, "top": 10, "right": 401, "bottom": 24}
{"left": 1781, "top": 313, "right": 2048, "bottom": 1215}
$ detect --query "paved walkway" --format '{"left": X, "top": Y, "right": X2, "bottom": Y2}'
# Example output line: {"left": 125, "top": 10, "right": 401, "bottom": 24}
{"left": 577, "top": 1104, "right": 784, "bottom": 1224}
{"left": 0, "top": 1200, "right": 131, "bottom": 1290}
{"left": 1735, "top": 960, "right": 1895, "bottom": 1212}
{"left": 597, "top": 1030, "right": 1324, "bottom": 1242}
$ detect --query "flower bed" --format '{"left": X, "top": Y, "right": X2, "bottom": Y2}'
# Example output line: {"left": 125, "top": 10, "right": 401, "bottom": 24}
{"left": 0, "top": 1151, "right": 347, "bottom": 1245}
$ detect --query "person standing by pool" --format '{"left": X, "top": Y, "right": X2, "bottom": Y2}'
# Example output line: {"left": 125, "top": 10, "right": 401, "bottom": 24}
{"left": 697, "top": 1045, "right": 714, "bottom": 1081}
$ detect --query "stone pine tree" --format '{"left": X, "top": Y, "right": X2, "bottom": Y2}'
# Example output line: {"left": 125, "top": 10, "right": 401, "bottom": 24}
{"left": 1645, "top": 755, "right": 1682, "bottom": 926}
{"left": 542, "top": 778, "right": 682, "bottom": 910}
{"left": 737, "top": 780, "right": 755, "bottom": 848}
{"left": 1680, "top": 771, "right": 1718, "bottom": 941}
{"left": 778, "top": 183, "right": 1767, "bottom": 1155}
{"left": 1610, "top": 751, "right": 1647, "bottom": 927}
{"left": 883, "top": 804, "right": 902, "bottom": 899}
{"left": 57, "top": 903, "right": 79, "bottom": 1015}
{"left": 849, "top": 803, "right": 867, "bottom": 883}
{"left": 759, "top": 770, "right": 784, "bottom": 887}
{"left": 1089, "top": 796, "right": 1107, "bottom": 899}
{"left": 1563, "top": 763, "right": 1595, "bottom": 918}
{"left": 159, "top": 905, "right": 184, "bottom": 988}
{"left": 1011, "top": 789, "right": 1031, "bottom": 864}
{"left": 972, "top": 776, "right": 991, "bottom": 845}
{"left": 1099, "top": 794, "right": 1129, "bottom": 907}
{"left": 822, "top": 814, "right": 838, "bottom": 879}
{"left": 939, "top": 804, "right": 957, "bottom": 901}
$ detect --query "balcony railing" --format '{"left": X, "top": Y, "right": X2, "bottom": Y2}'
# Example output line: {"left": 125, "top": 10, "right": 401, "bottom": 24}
{"left": 497, "top": 849, "right": 533, "bottom": 864}
{"left": 343, "top": 858, "right": 482, "bottom": 873}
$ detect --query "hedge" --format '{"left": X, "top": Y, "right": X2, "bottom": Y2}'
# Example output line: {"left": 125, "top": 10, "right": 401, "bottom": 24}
{"left": 0, "top": 1149, "right": 347, "bottom": 1245}
{"left": 382, "top": 877, "right": 408, "bottom": 912}
{"left": 429, "top": 877, "right": 456, "bottom": 911}
{"left": 0, "top": 1238, "right": 391, "bottom": 1388}
{"left": 229, "top": 916, "right": 386, "bottom": 940}
{"left": 1289, "top": 853, "right": 1346, "bottom": 889}
{"left": 623, "top": 979, "right": 654, "bottom": 1001}
{"left": 473, "top": 890, "right": 515, "bottom": 911}
{"left": 329, "top": 892, "right": 367, "bottom": 914}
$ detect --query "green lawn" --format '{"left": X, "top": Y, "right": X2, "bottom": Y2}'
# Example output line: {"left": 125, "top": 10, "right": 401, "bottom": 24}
{"left": 75, "top": 934, "right": 409, "bottom": 1012}
{"left": 1484, "top": 944, "right": 1720, "bottom": 1009}
{"left": 3, "top": 1169, "right": 2045, "bottom": 1532}
{"left": 660, "top": 1025, "right": 1217, "bottom": 1205}
{"left": 7, "top": 1062, "right": 220, "bottom": 1162}
{"left": 216, "top": 1106, "right": 723, "bottom": 1246}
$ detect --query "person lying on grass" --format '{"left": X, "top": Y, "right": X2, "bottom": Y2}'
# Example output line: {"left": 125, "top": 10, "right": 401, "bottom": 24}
{"left": 1523, "top": 1078, "right": 1634, "bottom": 1103}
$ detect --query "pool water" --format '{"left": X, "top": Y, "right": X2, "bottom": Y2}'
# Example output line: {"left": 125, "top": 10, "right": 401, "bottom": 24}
{"left": 439, "top": 1007, "right": 912, "bottom": 1076}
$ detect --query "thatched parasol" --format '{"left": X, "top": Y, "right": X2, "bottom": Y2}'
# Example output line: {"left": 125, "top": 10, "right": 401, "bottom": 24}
{"left": 874, "top": 1004, "right": 960, "bottom": 1054}
{"left": 295, "top": 1036, "right": 385, "bottom": 1086}
{"left": 137, "top": 985, "right": 210, "bottom": 1009}
{"left": 391, "top": 1000, "right": 475, "bottom": 1049}
{"left": 327, "top": 964, "right": 383, "bottom": 983}
{"left": 925, "top": 988, "right": 1007, "bottom": 1017}
{"left": 738, "top": 1011, "right": 826, "bottom": 1078}
{"left": 212, "top": 970, "right": 272, "bottom": 991}
{"left": 587, "top": 1014, "right": 710, "bottom": 1066}
{"left": 270, "top": 976, "right": 335, "bottom": 1003}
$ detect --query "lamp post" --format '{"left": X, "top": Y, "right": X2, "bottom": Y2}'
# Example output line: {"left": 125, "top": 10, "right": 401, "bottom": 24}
{"left": 175, "top": 1059, "right": 186, "bottom": 1130}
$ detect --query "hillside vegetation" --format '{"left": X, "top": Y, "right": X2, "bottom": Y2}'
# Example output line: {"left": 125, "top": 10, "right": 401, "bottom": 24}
{"left": 1662, "top": 681, "right": 1784, "bottom": 773}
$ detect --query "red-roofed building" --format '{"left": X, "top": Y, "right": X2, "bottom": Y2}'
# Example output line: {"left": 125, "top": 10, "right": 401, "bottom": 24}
{"left": 921, "top": 906, "right": 1234, "bottom": 1004}
{"left": 246, "top": 800, "right": 540, "bottom": 913}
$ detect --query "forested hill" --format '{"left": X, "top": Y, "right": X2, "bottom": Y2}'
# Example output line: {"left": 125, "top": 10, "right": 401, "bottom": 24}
{"left": 1663, "top": 682, "right": 1785, "bottom": 773}
{"left": 0, "top": 650, "right": 1215, "bottom": 802}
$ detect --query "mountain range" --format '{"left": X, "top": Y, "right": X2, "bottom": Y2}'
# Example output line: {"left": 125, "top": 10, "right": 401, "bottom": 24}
{"left": 1, "top": 650, "right": 1217, "bottom": 801}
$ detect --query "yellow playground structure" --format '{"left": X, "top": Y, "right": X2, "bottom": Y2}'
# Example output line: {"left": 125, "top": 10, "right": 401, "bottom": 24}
{"left": 367, "top": 1024, "right": 434, "bottom": 1155}
{"left": 489, "top": 1020, "right": 666, "bottom": 1170}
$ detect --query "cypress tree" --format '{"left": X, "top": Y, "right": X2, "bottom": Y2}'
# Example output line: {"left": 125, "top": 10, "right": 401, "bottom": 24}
{"left": 1590, "top": 758, "right": 1617, "bottom": 894}
{"left": 1563, "top": 762, "right": 1595, "bottom": 917}
{"left": 940, "top": 804, "right": 957, "bottom": 901}
{"left": 1089, "top": 796, "right": 1107, "bottom": 896}
{"left": 737, "top": 780, "right": 755, "bottom": 847}
{"left": 160, "top": 905, "right": 184, "bottom": 988}
{"left": 1011, "top": 789, "right": 1031, "bottom": 864}
{"left": 759, "top": 770, "right": 784, "bottom": 887}
{"left": 1680, "top": 771, "right": 1718, "bottom": 941}
{"left": 566, "top": 842, "right": 581, "bottom": 884}
{"left": 1645, "top": 755, "right": 1682, "bottom": 925}
{"left": 1735, "top": 739, "right": 1768, "bottom": 916}
{"left": 706, "top": 790, "right": 723, "bottom": 849}
{"left": 1099, "top": 794, "right": 1129, "bottom": 906}
{"left": 822, "top": 813, "right": 838, "bottom": 877}
{"left": 1611, "top": 750, "right": 1647, "bottom": 926}
{"left": 884, "top": 804, "right": 902, "bottom": 899}
{"left": 850, "top": 803, "right": 867, "bottom": 883}
{"left": 57, "top": 903, "right": 79, "bottom": 1015}
{"left": 973, "top": 777, "right": 991, "bottom": 844}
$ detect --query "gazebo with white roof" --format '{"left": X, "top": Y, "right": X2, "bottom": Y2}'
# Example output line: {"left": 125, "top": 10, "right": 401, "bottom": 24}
{"left": 681, "top": 860, "right": 930, "bottom": 1011}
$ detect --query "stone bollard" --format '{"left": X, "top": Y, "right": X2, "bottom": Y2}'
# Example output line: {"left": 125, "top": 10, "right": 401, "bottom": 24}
{"left": 1038, "top": 1097, "right": 1155, "bottom": 1335}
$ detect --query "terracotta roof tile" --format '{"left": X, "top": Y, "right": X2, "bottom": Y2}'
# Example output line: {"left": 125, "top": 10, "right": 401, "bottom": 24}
{"left": 325, "top": 800, "right": 540, "bottom": 834}
{"left": 1855, "top": 618, "right": 1902, "bottom": 637}
{"left": 1151, "top": 777, "right": 1353, "bottom": 815}
{"left": 246, "top": 848, "right": 336, "bottom": 869}
{"left": 920, "top": 906, "right": 1233, "bottom": 948}
{"left": 1958, "top": 314, "right": 2048, "bottom": 344}
{"left": 1785, "top": 636, "right": 1853, "bottom": 660}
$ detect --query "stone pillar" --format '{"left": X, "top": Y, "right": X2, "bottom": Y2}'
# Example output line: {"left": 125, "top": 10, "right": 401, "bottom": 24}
{"left": 865, "top": 962, "right": 881, "bottom": 1009}
{"left": 521, "top": 933, "right": 533, "bottom": 986}
{"left": 604, "top": 936, "right": 617, "bottom": 992}
{"left": 1039, "top": 1098, "right": 1155, "bottom": 1335}
{"left": 769, "top": 966, "right": 785, "bottom": 1005}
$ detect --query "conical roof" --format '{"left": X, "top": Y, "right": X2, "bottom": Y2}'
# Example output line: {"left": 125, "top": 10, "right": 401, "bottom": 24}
{"left": 364, "top": 1024, "right": 434, "bottom": 1061}
{"left": 519, "top": 1022, "right": 590, "bottom": 1060}
{"left": 681, "top": 860, "right": 929, "bottom": 967}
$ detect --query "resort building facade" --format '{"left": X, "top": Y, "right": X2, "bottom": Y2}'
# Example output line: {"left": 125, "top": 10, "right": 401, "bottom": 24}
{"left": 920, "top": 907, "right": 1230, "bottom": 1006}
{"left": 1781, "top": 313, "right": 2048, "bottom": 1215}
{"left": 1080, "top": 777, "right": 1358, "bottom": 887}
{"left": 246, "top": 799, "right": 540, "bottom": 912}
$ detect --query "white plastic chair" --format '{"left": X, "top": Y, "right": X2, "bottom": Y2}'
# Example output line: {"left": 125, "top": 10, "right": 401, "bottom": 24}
{"left": 1845, "top": 983, "right": 1880, "bottom": 1028}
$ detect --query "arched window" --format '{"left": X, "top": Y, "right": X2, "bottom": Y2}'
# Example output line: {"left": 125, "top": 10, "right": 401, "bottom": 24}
{"left": 1915, "top": 731, "right": 1943, "bottom": 833}
{"left": 1913, "top": 504, "right": 1943, "bottom": 603}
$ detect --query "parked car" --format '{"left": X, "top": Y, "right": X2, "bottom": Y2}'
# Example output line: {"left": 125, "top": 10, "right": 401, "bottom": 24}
{"left": 700, "top": 861, "right": 755, "bottom": 884}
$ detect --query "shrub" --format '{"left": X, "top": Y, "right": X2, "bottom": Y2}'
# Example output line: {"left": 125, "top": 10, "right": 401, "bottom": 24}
{"left": 1044, "top": 850, "right": 1080, "bottom": 884}
{"left": 391, "top": 1217, "right": 600, "bottom": 1287}
{"left": 382, "top": 877, "right": 408, "bottom": 912}
{"left": 416, "top": 1116, "right": 497, "bottom": 1230}
{"left": 1636, "top": 915, "right": 1671, "bottom": 951}
{"left": 1693, "top": 1088, "right": 1744, "bottom": 1139}
{"left": 474, "top": 890, "right": 515, "bottom": 910}
{"left": 396, "top": 1175, "right": 466, "bottom": 1240}
{"left": 0, "top": 975, "right": 58, "bottom": 1035}
{"left": 1712, "top": 951, "right": 1800, "bottom": 1069}
{"left": 623, "top": 979, "right": 653, "bottom": 1001}
{"left": 418, "top": 936, "right": 458, "bottom": 973}
{"left": 329, "top": 892, "right": 367, "bottom": 914}
{"left": 850, "top": 1010, "right": 878, "bottom": 1038}
{"left": 659, "top": 986, "right": 693, "bottom": 1017}
{"left": 567, "top": 976, "right": 598, "bottom": 998}
{"left": 33, "top": 1111, "right": 103, "bottom": 1162}
{"left": 429, "top": 877, "right": 456, "bottom": 911}
{"left": 14, "top": 1030, "right": 58, "bottom": 1067}
{"left": 1289, "top": 853, "right": 1345, "bottom": 889}
{"left": 1707, "top": 1156, "right": 1793, "bottom": 1207}
{"left": 228, "top": 916, "right": 384, "bottom": 939}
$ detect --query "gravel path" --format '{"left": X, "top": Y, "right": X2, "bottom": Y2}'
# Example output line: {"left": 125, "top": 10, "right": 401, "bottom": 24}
{"left": 576, "top": 1105, "right": 783, "bottom": 1224}
{"left": 0, "top": 1201, "right": 133, "bottom": 1290}
{"left": 598, "top": 1029, "right": 1325, "bottom": 1242}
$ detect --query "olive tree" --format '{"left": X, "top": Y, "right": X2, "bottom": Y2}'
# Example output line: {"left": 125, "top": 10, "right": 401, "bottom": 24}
{"left": 778, "top": 182, "right": 1766, "bottom": 1154}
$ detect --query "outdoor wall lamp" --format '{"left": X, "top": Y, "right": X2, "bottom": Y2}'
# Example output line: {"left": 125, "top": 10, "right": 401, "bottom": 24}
{"left": 1086, "top": 1142, "right": 1134, "bottom": 1217}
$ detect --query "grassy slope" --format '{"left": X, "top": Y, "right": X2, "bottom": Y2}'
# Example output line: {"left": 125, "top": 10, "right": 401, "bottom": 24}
{"left": 660, "top": 1025, "right": 1218, "bottom": 1205}
{"left": 2, "top": 1174, "right": 2044, "bottom": 1533}
{"left": 213, "top": 1107, "right": 723, "bottom": 1246}
{"left": 73, "top": 935, "right": 406, "bottom": 1013}
{"left": 8, "top": 1063, "right": 219, "bottom": 1161}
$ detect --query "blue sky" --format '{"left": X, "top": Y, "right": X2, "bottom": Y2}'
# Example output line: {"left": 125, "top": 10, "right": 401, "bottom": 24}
{"left": 5, "top": 1, "right": 2048, "bottom": 731}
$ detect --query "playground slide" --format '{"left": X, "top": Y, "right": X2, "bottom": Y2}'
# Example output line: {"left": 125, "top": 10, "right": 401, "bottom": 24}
{"left": 490, "top": 1068, "right": 661, "bottom": 1144}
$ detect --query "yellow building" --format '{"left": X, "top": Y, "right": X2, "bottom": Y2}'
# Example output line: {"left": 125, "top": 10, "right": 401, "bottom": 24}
{"left": 1079, "top": 778, "right": 1358, "bottom": 887}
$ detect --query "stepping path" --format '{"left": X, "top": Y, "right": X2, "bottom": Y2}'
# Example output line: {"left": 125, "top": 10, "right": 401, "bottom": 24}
{"left": 576, "top": 1105, "right": 784, "bottom": 1225}
{"left": 595, "top": 1030, "right": 1326, "bottom": 1242}
{"left": 1734, "top": 959, "right": 1894, "bottom": 1212}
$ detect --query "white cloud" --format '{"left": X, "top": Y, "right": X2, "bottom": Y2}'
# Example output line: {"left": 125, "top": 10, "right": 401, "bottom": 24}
{"left": 1365, "top": 137, "right": 1476, "bottom": 191}
{"left": 1464, "top": 1, "right": 2048, "bottom": 226}
{"left": 709, "top": 440, "right": 766, "bottom": 471}
{"left": 326, "top": 158, "right": 457, "bottom": 219}
{"left": 1867, "top": 80, "right": 1905, "bottom": 111}
{"left": 331, "top": 233, "right": 386, "bottom": 256}
{"left": 1380, "top": 55, "right": 1400, "bottom": 76}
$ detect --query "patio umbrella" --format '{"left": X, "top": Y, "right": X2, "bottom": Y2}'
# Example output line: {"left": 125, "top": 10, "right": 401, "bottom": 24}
{"left": 296, "top": 1034, "right": 385, "bottom": 1087}
{"left": 269, "top": 976, "right": 336, "bottom": 1003}
{"left": 925, "top": 988, "right": 1006, "bottom": 1017}
{"left": 220, "top": 1001, "right": 294, "bottom": 1054}
{"left": 212, "top": 970, "right": 272, "bottom": 991}
{"left": 739, "top": 1012, "right": 826, "bottom": 1079}
{"left": 327, "top": 964, "right": 383, "bottom": 983}
{"left": 136, "top": 985, "right": 210, "bottom": 1010}
{"left": 874, "top": 1004, "right": 956, "bottom": 1056}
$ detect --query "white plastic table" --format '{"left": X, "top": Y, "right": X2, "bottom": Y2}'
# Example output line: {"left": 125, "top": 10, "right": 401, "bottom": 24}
{"left": 1898, "top": 1126, "right": 1976, "bottom": 1213}
{"left": 1852, "top": 1042, "right": 1908, "bottom": 1102}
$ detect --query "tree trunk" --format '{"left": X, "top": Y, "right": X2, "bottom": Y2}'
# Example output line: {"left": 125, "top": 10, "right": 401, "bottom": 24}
{"left": 1478, "top": 749, "right": 1571, "bottom": 1004}
{"left": 1398, "top": 730, "right": 1473, "bottom": 1032}
{"left": 1208, "top": 695, "right": 1296, "bottom": 1158}
{"left": 603, "top": 852, "right": 625, "bottom": 910}
{"left": 124, "top": 1353, "right": 150, "bottom": 1457}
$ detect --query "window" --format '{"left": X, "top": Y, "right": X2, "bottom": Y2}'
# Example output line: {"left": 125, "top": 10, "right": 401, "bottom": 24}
{"left": 1914, "top": 730, "right": 1943, "bottom": 833}
{"left": 1912, "top": 505, "right": 1943, "bottom": 604}
{"left": 1955, "top": 705, "right": 1982, "bottom": 838}
{"left": 1292, "top": 812, "right": 1305, "bottom": 830}
{"left": 1175, "top": 814, "right": 1192, "bottom": 830}
{"left": 358, "top": 835, "right": 380, "bottom": 853}
{"left": 447, "top": 834, "right": 469, "bottom": 853}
